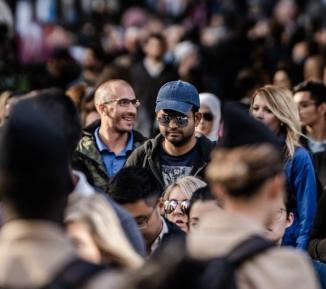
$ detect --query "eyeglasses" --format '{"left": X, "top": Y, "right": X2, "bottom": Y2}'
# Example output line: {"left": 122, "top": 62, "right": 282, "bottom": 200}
{"left": 135, "top": 207, "right": 156, "bottom": 229}
{"left": 202, "top": 112, "right": 214, "bottom": 122}
{"left": 297, "top": 101, "right": 317, "bottom": 111}
{"left": 272, "top": 208, "right": 287, "bottom": 222}
{"left": 157, "top": 114, "right": 189, "bottom": 127}
{"left": 103, "top": 98, "right": 140, "bottom": 108}
{"left": 164, "top": 199, "right": 190, "bottom": 214}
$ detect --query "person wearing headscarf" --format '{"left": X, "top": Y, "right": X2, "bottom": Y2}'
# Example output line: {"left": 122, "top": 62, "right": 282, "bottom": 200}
{"left": 196, "top": 93, "right": 221, "bottom": 142}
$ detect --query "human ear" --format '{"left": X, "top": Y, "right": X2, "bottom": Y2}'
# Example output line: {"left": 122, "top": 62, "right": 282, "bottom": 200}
{"left": 286, "top": 212, "right": 294, "bottom": 228}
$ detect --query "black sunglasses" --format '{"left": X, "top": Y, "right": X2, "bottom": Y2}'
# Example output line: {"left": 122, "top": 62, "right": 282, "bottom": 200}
{"left": 202, "top": 112, "right": 214, "bottom": 121}
{"left": 164, "top": 199, "right": 190, "bottom": 214}
{"left": 157, "top": 114, "right": 189, "bottom": 127}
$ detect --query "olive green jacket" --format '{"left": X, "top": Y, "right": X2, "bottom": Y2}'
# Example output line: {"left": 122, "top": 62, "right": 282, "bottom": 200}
{"left": 72, "top": 121, "right": 146, "bottom": 193}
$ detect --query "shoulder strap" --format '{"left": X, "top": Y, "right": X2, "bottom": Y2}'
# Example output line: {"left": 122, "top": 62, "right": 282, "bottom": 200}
{"left": 42, "top": 258, "right": 106, "bottom": 289}
{"left": 227, "top": 235, "right": 275, "bottom": 268}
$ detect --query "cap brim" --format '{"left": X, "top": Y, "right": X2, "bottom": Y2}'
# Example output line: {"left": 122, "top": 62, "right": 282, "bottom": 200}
{"left": 155, "top": 100, "right": 192, "bottom": 114}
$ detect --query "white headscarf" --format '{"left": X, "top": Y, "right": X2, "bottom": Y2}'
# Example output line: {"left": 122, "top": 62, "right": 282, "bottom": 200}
{"left": 199, "top": 93, "right": 221, "bottom": 141}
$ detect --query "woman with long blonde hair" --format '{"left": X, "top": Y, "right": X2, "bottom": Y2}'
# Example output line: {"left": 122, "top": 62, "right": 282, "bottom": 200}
{"left": 65, "top": 194, "right": 143, "bottom": 270}
{"left": 250, "top": 85, "right": 317, "bottom": 250}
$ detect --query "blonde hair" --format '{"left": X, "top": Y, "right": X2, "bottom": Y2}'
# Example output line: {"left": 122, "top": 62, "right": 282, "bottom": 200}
{"left": 163, "top": 176, "right": 206, "bottom": 201}
{"left": 206, "top": 145, "right": 283, "bottom": 198}
{"left": 65, "top": 194, "right": 143, "bottom": 269}
{"left": 250, "top": 85, "right": 301, "bottom": 158}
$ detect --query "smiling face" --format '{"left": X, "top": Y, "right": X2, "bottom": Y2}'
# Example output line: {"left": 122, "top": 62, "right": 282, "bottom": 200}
{"left": 99, "top": 85, "right": 138, "bottom": 133}
{"left": 157, "top": 109, "right": 200, "bottom": 147}
{"left": 165, "top": 185, "right": 189, "bottom": 232}
{"left": 251, "top": 94, "right": 281, "bottom": 134}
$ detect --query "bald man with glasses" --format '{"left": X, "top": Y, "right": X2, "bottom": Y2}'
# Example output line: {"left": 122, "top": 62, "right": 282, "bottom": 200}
{"left": 73, "top": 79, "right": 146, "bottom": 193}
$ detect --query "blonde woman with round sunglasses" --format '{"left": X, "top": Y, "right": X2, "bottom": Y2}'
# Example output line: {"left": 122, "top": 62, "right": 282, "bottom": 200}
{"left": 161, "top": 176, "right": 206, "bottom": 232}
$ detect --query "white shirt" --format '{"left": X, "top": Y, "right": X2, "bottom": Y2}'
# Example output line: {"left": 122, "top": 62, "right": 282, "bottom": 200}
{"left": 150, "top": 217, "right": 169, "bottom": 254}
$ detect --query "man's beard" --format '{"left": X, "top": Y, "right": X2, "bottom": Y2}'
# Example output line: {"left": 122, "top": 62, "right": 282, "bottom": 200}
{"left": 165, "top": 131, "right": 193, "bottom": 147}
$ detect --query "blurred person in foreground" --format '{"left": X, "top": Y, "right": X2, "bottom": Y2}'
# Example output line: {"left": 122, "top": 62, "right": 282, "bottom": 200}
{"left": 0, "top": 100, "right": 118, "bottom": 288}
{"left": 187, "top": 145, "right": 320, "bottom": 289}
{"left": 66, "top": 194, "right": 143, "bottom": 269}
{"left": 29, "top": 88, "right": 146, "bottom": 257}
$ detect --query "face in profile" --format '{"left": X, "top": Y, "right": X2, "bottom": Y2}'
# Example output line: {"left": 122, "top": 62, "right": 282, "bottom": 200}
{"left": 66, "top": 220, "right": 102, "bottom": 264}
{"left": 251, "top": 94, "right": 281, "bottom": 134}
{"left": 122, "top": 199, "right": 162, "bottom": 246}
{"left": 164, "top": 185, "right": 190, "bottom": 232}
{"left": 189, "top": 200, "right": 220, "bottom": 231}
{"left": 197, "top": 105, "right": 214, "bottom": 137}
{"left": 293, "top": 91, "right": 322, "bottom": 127}
{"left": 265, "top": 196, "right": 294, "bottom": 244}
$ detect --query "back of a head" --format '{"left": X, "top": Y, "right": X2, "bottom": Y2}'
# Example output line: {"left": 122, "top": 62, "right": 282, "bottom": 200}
{"left": 293, "top": 80, "right": 326, "bottom": 104}
{"left": 109, "top": 167, "right": 161, "bottom": 205}
{"left": 30, "top": 89, "right": 81, "bottom": 158}
{"left": 0, "top": 99, "right": 73, "bottom": 220}
{"left": 206, "top": 145, "right": 283, "bottom": 199}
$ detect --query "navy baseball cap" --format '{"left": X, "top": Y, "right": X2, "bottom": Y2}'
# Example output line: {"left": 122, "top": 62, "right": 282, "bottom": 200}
{"left": 155, "top": 80, "right": 200, "bottom": 114}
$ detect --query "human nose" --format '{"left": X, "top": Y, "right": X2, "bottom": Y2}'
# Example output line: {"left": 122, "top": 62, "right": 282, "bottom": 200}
{"left": 168, "top": 117, "right": 179, "bottom": 128}
{"left": 173, "top": 203, "right": 184, "bottom": 215}
{"left": 254, "top": 108, "right": 264, "bottom": 120}
{"left": 126, "top": 102, "right": 137, "bottom": 114}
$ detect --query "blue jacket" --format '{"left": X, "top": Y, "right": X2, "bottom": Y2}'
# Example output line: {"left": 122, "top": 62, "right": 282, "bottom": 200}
{"left": 282, "top": 147, "right": 317, "bottom": 250}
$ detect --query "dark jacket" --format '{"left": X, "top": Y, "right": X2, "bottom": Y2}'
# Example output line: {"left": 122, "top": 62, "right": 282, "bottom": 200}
{"left": 151, "top": 218, "right": 185, "bottom": 256}
{"left": 125, "top": 134, "right": 215, "bottom": 189}
{"left": 72, "top": 120, "right": 147, "bottom": 193}
{"left": 300, "top": 132, "right": 326, "bottom": 193}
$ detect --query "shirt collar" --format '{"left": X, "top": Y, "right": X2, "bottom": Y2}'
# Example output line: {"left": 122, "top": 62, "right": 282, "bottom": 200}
{"left": 94, "top": 128, "right": 134, "bottom": 155}
{"left": 150, "top": 217, "right": 169, "bottom": 254}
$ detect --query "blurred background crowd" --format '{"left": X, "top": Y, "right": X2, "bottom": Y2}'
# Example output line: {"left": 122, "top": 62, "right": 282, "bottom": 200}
{"left": 2, "top": 0, "right": 326, "bottom": 135}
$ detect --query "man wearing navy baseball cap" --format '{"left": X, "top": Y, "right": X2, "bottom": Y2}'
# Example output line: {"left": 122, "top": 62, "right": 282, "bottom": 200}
{"left": 126, "top": 80, "right": 215, "bottom": 189}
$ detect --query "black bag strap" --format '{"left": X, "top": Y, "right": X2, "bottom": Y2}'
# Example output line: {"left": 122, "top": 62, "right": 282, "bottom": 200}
{"left": 227, "top": 235, "right": 275, "bottom": 268}
{"left": 41, "top": 258, "right": 107, "bottom": 289}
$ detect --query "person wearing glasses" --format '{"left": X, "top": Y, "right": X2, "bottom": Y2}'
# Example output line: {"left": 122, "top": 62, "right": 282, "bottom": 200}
{"left": 196, "top": 93, "right": 221, "bottom": 142}
{"left": 126, "top": 80, "right": 215, "bottom": 189}
{"left": 293, "top": 81, "right": 326, "bottom": 189}
{"left": 109, "top": 167, "right": 184, "bottom": 255}
{"left": 73, "top": 79, "right": 146, "bottom": 193}
{"left": 161, "top": 176, "right": 206, "bottom": 232}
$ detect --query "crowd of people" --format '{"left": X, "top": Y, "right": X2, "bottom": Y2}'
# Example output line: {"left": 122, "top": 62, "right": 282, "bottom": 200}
{"left": 0, "top": 0, "right": 326, "bottom": 289}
